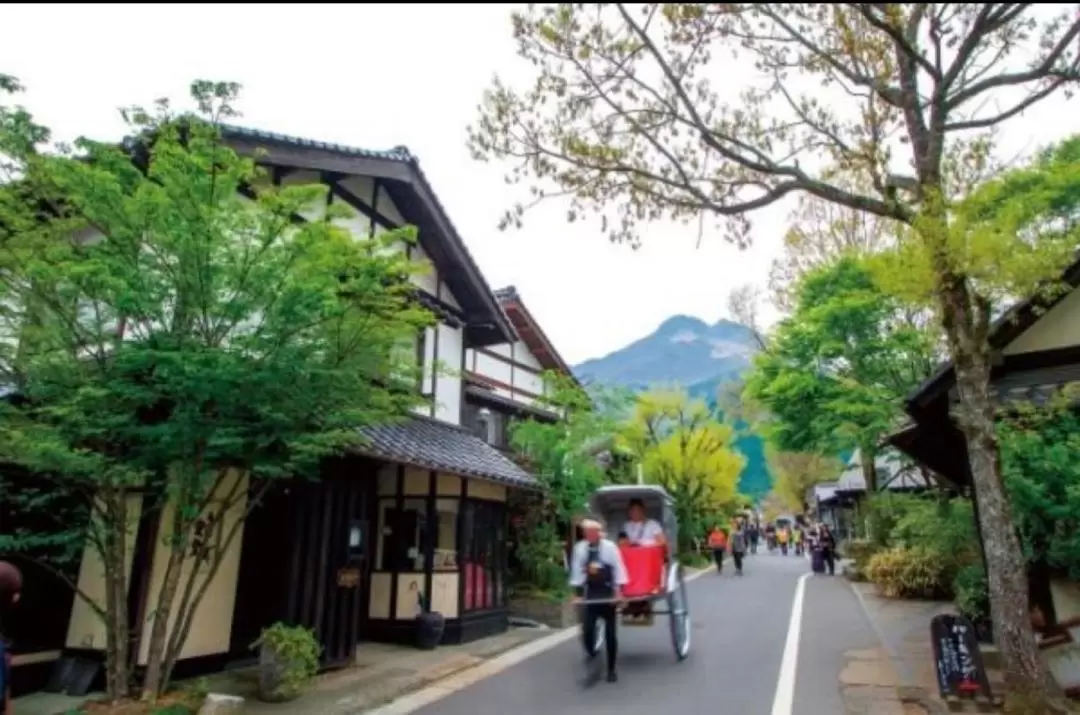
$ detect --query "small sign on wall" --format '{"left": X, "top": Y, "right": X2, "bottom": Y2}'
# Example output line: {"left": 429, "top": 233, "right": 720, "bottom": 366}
{"left": 337, "top": 567, "right": 361, "bottom": 589}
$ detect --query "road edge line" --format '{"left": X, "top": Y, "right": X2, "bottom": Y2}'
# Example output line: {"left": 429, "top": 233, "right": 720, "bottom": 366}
{"left": 770, "top": 571, "right": 811, "bottom": 715}
{"left": 364, "top": 567, "right": 710, "bottom": 715}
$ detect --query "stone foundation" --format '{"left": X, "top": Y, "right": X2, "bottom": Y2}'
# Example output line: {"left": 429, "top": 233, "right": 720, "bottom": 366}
{"left": 507, "top": 595, "right": 576, "bottom": 629}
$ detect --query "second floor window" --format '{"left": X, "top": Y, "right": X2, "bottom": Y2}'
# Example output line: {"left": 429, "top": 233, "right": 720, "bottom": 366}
{"left": 463, "top": 403, "right": 510, "bottom": 448}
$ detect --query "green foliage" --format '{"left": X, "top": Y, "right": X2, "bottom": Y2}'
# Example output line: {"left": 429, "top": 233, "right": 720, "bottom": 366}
{"left": 508, "top": 519, "right": 567, "bottom": 595}
{"left": 999, "top": 395, "right": 1080, "bottom": 580}
{"left": 764, "top": 446, "right": 839, "bottom": 514}
{"left": 508, "top": 374, "right": 630, "bottom": 590}
{"left": 512, "top": 373, "right": 625, "bottom": 522}
{"left": 838, "top": 538, "right": 878, "bottom": 581}
{"left": 875, "top": 135, "right": 1080, "bottom": 312}
{"left": 619, "top": 389, "right": 745, "bottom": 555}
{"left": 0, "top": 78, "right": 430, "bottom": 697}
{"left": 745, "top": 257, "right": 935, "bottom": 473}
{"left": 152, "top": 705, "right": 196, "bottom": 715}
{"left": 861, "top": 493, "right": 978, "bottom": 600}
{"left": 253, "top": 622, "right": 322, "bottom": 702}
{"left": 866, "top": 546, "right": 951, "bottom": 600}
{"left": 954, "top": 563, "right": 990, "bottom": 623}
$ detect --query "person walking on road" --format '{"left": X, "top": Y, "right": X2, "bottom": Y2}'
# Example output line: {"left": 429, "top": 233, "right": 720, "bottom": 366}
{"left": 777, "top": 526, "right": 790, "bottom": 555}
{"left": 707, "top": 525, "right": 727, "bottom": 574}
{"left": 818, "top": 524, "right": 837, "bottom": 576}
{"left": 570, "top": 518, "right": 628, "bottom": 684}
{"left": 729, "top": 519, "right": 748, "bottom": 575}
{"left": 1, "top": 561, "right": 23, "bottom": 715}
{"left": 748, "top": 523, "right": 759, "bottom": 555}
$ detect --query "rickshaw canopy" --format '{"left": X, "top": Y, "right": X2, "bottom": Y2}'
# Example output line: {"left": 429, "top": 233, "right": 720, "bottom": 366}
{"left": 587, "top": 484, "right": 678, "bottom": 558}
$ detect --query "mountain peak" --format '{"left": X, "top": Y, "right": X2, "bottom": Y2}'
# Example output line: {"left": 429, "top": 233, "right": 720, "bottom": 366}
{"left": 656, "top": 314, "right": 709, "bottom": 334}
{"left": 572, "top": 313, "right": 770, "bottom": 499}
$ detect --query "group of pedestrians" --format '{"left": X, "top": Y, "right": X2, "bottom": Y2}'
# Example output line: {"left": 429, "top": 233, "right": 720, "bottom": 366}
{"left": 711, "top": 519, "right": 839, "bottom": 577}
{"left": 706, "top": 517, "right": 758, "bottom": 576}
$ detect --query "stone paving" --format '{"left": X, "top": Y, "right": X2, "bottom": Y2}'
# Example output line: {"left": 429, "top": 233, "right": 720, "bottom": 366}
{"left": 845, "top": 581, "right": 1004, "bottom": 714}
{"left": 14, "top": 627, "right": 550, "bottom": 715}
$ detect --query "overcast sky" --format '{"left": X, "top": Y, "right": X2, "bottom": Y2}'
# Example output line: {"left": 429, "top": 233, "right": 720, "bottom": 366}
{"left": 2, "top": 4, "right": 1073, "bottom": 364}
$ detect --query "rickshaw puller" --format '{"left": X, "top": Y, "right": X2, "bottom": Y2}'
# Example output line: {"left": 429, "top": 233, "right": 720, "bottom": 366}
{"left": 570, "top": 518, "right": 628, "bottom": 683}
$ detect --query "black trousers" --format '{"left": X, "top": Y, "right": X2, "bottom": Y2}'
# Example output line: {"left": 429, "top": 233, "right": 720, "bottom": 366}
{"left": 732, "top": 550, "right": 744, "bottom": 573}
{"left": 582, "top": 603, "right": 618, "bottom": 672}
{"left": 712, "top": 548, "right": 724, "bottom": 572}
{"left": 823, "top": 548, "right": 835, "bottom": 575}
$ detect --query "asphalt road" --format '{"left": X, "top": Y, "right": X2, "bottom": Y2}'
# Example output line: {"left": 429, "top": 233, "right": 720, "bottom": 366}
{"left": 414, "top": 550, "right": 880, "bottom": 715}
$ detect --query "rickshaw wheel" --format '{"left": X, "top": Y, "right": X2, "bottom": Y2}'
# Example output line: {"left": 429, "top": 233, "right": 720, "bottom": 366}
{"left": 667, "top": 565, "right": 691, "bottom": 661}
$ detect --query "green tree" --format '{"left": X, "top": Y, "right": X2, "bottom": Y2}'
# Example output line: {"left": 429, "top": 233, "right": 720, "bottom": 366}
{"left": 765, "top": 447, "right": 841, "bottom": 515}
{"left": 745, "top": 257, "right": 935, "bottom": 492}
{"left": 999, "top": 393, "right": 1080, "bottom": 582}
{"left": 0, "top": 79, "right": 431, "bottom": 700}
{"left": 619, "top": 389, "right": 745, "bottom": 554}
{"left": 509, "top": 373, "right": 630, "bottom": 590}
{"left": 469, "top": 5, "right": 1080, "bottom": 695}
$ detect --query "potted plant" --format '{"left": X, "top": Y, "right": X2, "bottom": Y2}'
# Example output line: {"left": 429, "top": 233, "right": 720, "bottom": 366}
{"left": 415, "top": 588, "right": 445, "bottom": 650}
{"left": 251, "top": 622, "right": 321, "bottom": 702}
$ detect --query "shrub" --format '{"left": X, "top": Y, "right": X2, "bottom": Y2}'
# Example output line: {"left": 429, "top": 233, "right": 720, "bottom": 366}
{"left": 865, "top": 546, "right": 950, "bottom": 599}
{"left": 253, "top": 622, "right": 322, "bottom": 702}
{"left": 838, "top": 538, "right": 878, "bottom": 581}
{"left": 953, "top": 562, "right": 990, "bottom": 622}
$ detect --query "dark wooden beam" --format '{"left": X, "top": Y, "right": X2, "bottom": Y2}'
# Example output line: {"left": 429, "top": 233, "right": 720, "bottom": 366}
{"left": 324, "top": 174, "right": 399, "bottom": 230}
{"left": 270, "top": 165, "right": 294, "bottom": 186}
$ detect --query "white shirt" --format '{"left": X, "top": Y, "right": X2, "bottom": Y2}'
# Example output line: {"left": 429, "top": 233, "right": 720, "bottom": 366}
{"left": 568, "top": 539, "right": 629, "bottom": 587}
{"left": 623, "top": 518, "right": 664, "bottom": 546}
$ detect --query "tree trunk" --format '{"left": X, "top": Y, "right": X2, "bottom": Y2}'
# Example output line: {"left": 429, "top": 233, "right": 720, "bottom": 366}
{"left": 140, "top": 510, "right": 188, "bottom": 701}
{"left": 860, "top": 447, "right": 878, "bottom": 492}
{"left": 102, "top": 488, "right": 131, "bottom": 700}
{"left": 860, "top": 447, "right": 879, "bottom": 541}
{"left": 940, "top": 284, "right": 1059, "bottom": 697}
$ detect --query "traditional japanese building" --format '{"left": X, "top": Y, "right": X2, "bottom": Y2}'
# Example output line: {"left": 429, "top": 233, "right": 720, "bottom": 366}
{"left": 3, "top": 126, "right": 576, "bottom": 696}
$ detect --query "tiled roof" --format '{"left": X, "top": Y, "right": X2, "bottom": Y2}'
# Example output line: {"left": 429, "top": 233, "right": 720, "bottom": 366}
{"left": 836, "top": 448, "right": 933, "bottom": 493}
{"left": 220, "top": 124, "right": 416, "bottom": 163}
{"left": 812, "top": 483, "right": 838, "bottom": 503}
{"left": 355, "top": 416, "right": 538, "bottom": 489}
{"left": 218, "top": 123, "right": 517, "bottom": 347}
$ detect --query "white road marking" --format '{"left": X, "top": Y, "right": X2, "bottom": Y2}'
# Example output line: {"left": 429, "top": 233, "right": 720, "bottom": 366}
{"left": 770, "top": 571, "right": 811, "bottom": 715}
{"left": 367, "top": 567, "right": 710, "bottom": 715}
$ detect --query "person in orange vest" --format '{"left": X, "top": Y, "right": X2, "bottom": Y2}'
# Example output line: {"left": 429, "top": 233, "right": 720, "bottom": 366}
{"left": 707, "top": 524, "right": 727, "bottom": 574}
{"left": 777, "top": 525, "right": 791, "bottom": 555}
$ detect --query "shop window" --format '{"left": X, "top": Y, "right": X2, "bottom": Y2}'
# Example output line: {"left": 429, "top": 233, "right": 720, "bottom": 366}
{"left": 462, "top": 500, "right": 507, "bottom": 611}
{"left": 433, "top": 499, "right": 459, "bottom": 571}
{"left": 377, "top": 498, "right": 427, "bottom": 572}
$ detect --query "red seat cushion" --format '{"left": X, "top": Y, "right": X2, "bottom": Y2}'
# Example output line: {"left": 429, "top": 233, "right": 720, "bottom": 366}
{"left": 619, "top": 544, "right": 666, "bottom": 597}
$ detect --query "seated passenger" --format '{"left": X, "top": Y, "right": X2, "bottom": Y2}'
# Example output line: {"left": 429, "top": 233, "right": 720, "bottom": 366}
{"left": 623, "top": 498, "right": 666, "bottom": 547}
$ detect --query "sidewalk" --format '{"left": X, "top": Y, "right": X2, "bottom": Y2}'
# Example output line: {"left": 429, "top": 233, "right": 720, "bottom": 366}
{"left": 844, "top": 580, "right": 1003, "bottom": 714}
{"left": 15, "top": 627, "right": 551, "bottom": 715}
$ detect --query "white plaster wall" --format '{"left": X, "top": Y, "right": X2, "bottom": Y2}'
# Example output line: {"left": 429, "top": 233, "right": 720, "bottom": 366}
{"left": 512, "top": 341, "right": 543, "bottom": 370}
{"left": 474, "top": 351, "right": 513, "bottom": 384}
{"left": 1004, "top": 287, "right": 1080, "bottom": 355}
{"left": 438, "top": 281, "right": 461, "bottom": 310}
{"left": 409, "top": 244, "right": 439, "bottom": 294}
{"left": 434, "top": 323, "right": 463, "bottom": 425}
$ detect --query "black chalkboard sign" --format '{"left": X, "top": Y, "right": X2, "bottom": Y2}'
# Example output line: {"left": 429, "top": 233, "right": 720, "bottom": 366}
{"left": 930, "top": 614, "right": 994, "bottom": 702}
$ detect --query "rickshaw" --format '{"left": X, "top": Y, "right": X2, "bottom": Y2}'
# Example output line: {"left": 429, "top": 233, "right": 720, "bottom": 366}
{"left": 576, "top": 484, "right": 691, "bottom": 662}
